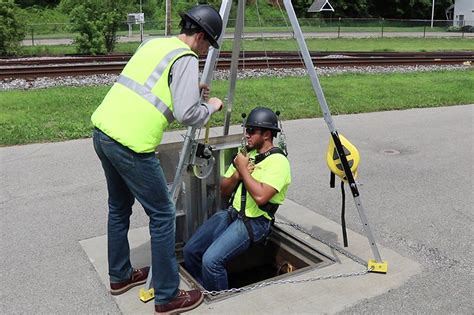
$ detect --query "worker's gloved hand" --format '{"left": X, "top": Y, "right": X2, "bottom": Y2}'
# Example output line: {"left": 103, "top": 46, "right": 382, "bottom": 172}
{"left": 199, "top": 83, "right": 210, "bottom": 101}
{"left": 208, "top": 97, "right": 223, "bottom": 112}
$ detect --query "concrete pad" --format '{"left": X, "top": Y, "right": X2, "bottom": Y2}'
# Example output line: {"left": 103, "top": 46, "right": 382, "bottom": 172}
{"left": 80, "top": 199, "right": 421, "bottom": 314}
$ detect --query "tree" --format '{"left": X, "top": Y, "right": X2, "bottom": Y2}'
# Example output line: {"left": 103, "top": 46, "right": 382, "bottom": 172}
{"left": 14, "top": 0, "right": 60, "bottom": 8}
{"left": 69, "top": 2, "right": 105, "bottom": 54}
{"left": 291, "top": 0, "right": 453, "bottom": 19}
{"left": 64, "top": 0, "right": 128, "bottom": 54}
{"left": 0, "top": 2, "right": 26, "bottom": 56}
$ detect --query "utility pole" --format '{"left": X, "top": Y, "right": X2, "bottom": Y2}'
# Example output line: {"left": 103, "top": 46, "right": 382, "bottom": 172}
{"left": 430, "top": 0, "right": 435, "bottom": 28}
{"left": 165, "top": 0, "right": 172, "bottom": 36}
{"left": 140, "top": 0, "right": 144, "bottom": 42}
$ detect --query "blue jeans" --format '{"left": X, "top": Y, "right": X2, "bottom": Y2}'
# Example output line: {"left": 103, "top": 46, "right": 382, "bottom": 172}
{"left": 93, "top": 128, "right": 178, "bottom": 304}
{"left": 183, "top": 208, "right": 272, "bottom": 291}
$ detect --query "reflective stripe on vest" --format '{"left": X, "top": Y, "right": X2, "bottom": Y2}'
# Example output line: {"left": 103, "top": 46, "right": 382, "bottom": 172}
{"left": 116, "top": 47, "right": 189, "bottom": 124}
{"left": 117, "top": 75, "right": 174, "bottom": 124}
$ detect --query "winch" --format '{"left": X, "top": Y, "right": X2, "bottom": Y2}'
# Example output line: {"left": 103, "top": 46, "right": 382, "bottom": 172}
{"left": 191, "top": 142, "right": 215, "bottom": 179}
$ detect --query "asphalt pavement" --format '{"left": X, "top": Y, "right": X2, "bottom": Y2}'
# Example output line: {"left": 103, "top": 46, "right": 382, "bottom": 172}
{"left": 1, "top": 104, "right": 473, "bottom": 314}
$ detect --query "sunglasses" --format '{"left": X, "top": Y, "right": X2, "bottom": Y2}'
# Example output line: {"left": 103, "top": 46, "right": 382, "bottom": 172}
{"left": 245, "top": 127, "right": 261, "bottom": 135}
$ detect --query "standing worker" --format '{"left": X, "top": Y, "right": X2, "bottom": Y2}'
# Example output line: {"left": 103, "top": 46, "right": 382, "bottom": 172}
{"left": 91, "top": 5, "right": 223, "bottom": 314}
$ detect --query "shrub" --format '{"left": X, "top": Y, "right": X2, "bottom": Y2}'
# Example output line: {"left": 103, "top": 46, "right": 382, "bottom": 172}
{"left": 460, "top": 25, "right": 474, "bottom": 33}
{"left": 66, "top": 0, "right": 128, "bottom": 54}
{"left": 69, "top": 3, "right": 106, "bottom": 54}
{"left": 0, "top": 2, "right": 26, "bottom": 56}
{"left": 446, "top": 25, "right": 461, "bottom": 32}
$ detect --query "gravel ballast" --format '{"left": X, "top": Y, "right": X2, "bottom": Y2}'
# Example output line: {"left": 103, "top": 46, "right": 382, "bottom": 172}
{"left": 1, "top": 64, "right": 471, "bottom": 91}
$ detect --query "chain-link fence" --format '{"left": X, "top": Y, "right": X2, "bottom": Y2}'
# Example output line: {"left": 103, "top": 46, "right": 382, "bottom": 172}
{"left": 24, "top": 18, "right": 474, "bottom": 46}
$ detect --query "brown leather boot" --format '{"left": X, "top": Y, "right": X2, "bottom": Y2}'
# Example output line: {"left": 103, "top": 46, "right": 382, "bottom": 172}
{"left": 155, "top": 289, "right": 204, "bottom": 314}
{"left": 109, "top": 266, "right": 150, "bottom": 295}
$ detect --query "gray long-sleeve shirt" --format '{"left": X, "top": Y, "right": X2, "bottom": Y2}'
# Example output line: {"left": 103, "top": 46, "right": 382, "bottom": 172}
{"left": 170, "top": 55, "right": 217, "bottom": 127}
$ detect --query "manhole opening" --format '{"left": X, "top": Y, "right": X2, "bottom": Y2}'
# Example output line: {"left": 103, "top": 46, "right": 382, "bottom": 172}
{"left": 179, "top": 225, "right": 333, "bottom": 303}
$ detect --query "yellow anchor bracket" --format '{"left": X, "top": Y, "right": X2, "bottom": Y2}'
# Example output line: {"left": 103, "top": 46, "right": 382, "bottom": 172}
{"left": 368, "top": 259, "right": 389, "bottom": 274}
{"left": 139, "top": 288, "right": 155, "bottom": 303}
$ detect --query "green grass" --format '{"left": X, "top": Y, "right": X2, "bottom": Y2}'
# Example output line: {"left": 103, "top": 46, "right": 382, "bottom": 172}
{"left": 20, "top": 37, "right": 474, "bottom": 56}
{"left": 1, "top": 69, "right": 473, "bottom": 146}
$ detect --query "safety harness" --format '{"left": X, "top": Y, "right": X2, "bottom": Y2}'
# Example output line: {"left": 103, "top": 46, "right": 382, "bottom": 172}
{"left": 228, "top": 147, "right": 287, "bottom": 243}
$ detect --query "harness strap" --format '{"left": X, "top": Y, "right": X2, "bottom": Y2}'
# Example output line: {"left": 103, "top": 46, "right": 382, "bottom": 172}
{"left": 341, "top": 181, "right": 348, "bottom": 247}
{"left": 254, "top": 147, "right": 287, "bottom": 164}
{"left": 229, "top": 147, "right": 287, "bottom": 220}
{"left": 243, "top": 218, "right": 254, "bottom": 243}
{"left": 329, "top": 173, "right": 348, "bottom": 247}
{"left": 228, "top": 147, "right": 288, "bottom": 243}
{"left": 226, "top": 207, "right": 254, "bottom": 243}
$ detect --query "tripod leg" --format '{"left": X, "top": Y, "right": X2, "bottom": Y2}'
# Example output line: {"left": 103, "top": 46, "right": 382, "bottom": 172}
{"left": 282, "top": 0, "right": 387, "bottom": 273}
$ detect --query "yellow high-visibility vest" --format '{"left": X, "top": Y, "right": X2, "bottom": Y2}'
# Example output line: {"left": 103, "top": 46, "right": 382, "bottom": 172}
{"left": 91, "top": 37, "right": 197, "bottom": 153}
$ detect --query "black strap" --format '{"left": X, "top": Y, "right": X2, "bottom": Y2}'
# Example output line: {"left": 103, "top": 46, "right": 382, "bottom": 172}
{"left": 226, "top": 207, "right": 254, "bottom": 243}
{"left": 240, "top": 184, "right": 247, "bottom": 222}
{"left": 254, "top": 147, "right": 287, "bottom": 164}
{"left": 330, "top": 171, "right": 335, "bottom": 188}
{"left": 341, "top": 181, "right": 348, "bottom": 247}
{"left": 227, "top": 208, "right": 234, "bottom": 224}
{"left": 329, "top": 177, "right": 348, "bottom": 247}
{"left": 331, "top": 132, "right": 359, "bottom": 197}
{"left": 329, "top": 132, "right": 355, "bottom": 248}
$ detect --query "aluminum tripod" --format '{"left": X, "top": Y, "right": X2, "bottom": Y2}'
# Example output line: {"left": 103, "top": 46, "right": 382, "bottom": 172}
{"left": 140, "top": 0, "right": 387, "bottom": 303}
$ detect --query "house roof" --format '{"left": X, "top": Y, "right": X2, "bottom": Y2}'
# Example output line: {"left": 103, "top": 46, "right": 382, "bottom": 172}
{"left": 308, "top": 0, "right": 335, "bottom": 12}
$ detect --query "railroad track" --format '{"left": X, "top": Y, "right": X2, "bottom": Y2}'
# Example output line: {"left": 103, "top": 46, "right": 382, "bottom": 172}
{"left": 1, "top": 51, "right": 472, "bottom": 80}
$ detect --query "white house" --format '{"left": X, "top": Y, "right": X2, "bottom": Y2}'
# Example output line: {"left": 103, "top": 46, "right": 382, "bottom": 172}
{"left": 453, "top": 0, "right": 474, "bottom": 26}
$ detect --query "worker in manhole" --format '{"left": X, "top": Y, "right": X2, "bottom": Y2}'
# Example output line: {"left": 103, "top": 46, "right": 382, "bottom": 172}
{"left": 90, "top": 4, "right": 223, "bottom": 314}
{"left": 184, "top": 106, "right": 292, "bottom": 291}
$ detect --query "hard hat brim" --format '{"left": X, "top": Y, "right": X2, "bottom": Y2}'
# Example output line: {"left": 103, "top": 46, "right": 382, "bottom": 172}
{"left": 244, "top": 122, "right": 281, "bottom": 132}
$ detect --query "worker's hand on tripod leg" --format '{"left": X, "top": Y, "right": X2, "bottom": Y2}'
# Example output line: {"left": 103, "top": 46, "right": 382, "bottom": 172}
{"left": 208, "top": 97, "right": 223, "bottom": 112}
{"left": 199, "top": 83, "right": 210, "bottom": 101}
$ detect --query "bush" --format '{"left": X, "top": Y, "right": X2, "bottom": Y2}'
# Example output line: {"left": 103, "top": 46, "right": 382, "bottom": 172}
{"left": 460, "top": 25, "right": 474, "bottom": 33}
{"left": 447, "top": 25, "right": 474, "bottom": 33}
{"left": 0, "top": 2, "right": 26, "bottom": 56}
{"left": 69, "top": 3, "right": 106, "bottom": 54}
{"left": 446, "top": 25, "right": 461, "bottom": 32}
{"left": 67, "top": 0, "right": 128, "bottom": 54}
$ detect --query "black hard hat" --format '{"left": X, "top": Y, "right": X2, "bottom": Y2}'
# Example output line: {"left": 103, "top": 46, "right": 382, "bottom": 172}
{"left": 179, "top": 5, "right": 223, "bottom": 49}
{"left": 245, "top": 107, "right": 281, "bottom": 132}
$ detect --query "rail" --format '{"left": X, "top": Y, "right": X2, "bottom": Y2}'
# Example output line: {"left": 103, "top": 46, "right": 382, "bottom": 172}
{"left": 1, "top": 51, "right": 472, "bottom": 80}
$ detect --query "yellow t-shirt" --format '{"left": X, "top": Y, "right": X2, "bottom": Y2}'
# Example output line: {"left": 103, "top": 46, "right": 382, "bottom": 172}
{"left": 224, "top": 149, "right": 291, "bottom": 219}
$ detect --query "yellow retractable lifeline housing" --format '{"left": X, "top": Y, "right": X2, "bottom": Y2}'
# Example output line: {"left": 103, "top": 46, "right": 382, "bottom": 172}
{"left": 326, "top": 134, "right": 388, "bottom": 273}
{"left": 326, "top": 134, "right": 360, "bottom": 182}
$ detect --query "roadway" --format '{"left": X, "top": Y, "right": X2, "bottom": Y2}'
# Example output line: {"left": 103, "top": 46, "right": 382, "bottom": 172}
{"left": 21, "top": 31, "right": 474, "bottom": 46}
